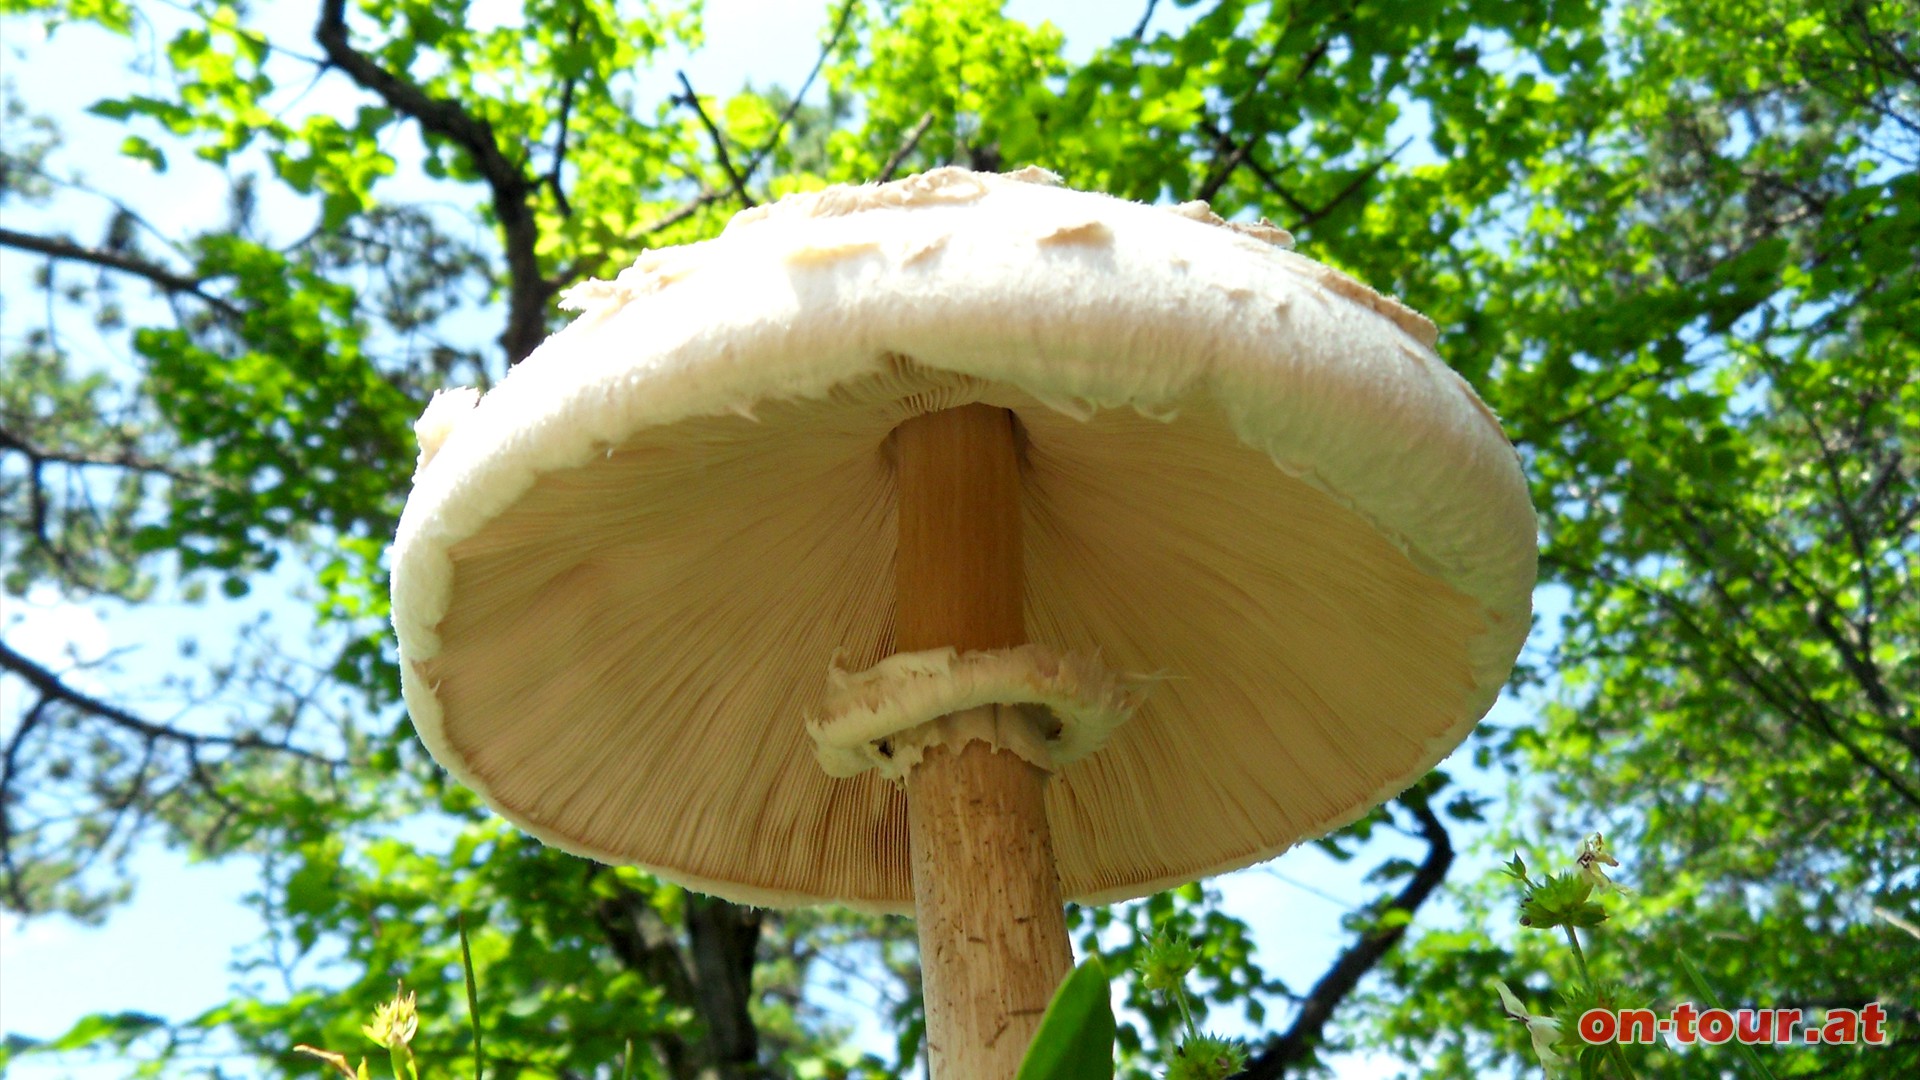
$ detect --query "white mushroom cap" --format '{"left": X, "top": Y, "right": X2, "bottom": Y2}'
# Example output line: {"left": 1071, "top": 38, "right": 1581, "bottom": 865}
{"left": 389, "top": 167, "right": 1536, "bottom": 912}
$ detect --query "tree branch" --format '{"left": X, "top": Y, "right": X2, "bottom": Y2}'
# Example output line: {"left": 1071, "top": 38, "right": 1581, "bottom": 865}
{"left": 1874, "top": 905, "right": 1920, "bottom": 941}
{"left": 1668, "top": 487, "right": 1905, "bottom": 731}
{"left": 1764, "top": 354, "right": 1886, "bottom": 665}
{"left": 1575, "top": 554, "right": 1920, "bottom": 812}
{"left": 1534, "top": 352, "right": 1691, "bottom": 430}
{"left": 1195, "top": 124, "right": 1410, "bottom": 230}
{"left": 314, "top": 0, "right": 552, "bottom": 364}
{"left": 549, "top": 0, "right": 857, "bottom": 291}
{"left": 544, "top": 6, "right": 584, "bottom": 220}
{"left": 0, "top": 641, "right": 340, "bottom": 767}
{"left": 1235, "top": 799, "right": 1453, "bottom": 1078}
{"left": 1195, "top": 26, "right": 1338, "bottom": 203}
{"left": 0, "top": 424, "right": 225, "bottom": 489}
{"left": 1131, "top": 0, "right": 1161, "bottom": 43}
{"left": 2, "top": 644, "right": 342, "bottom": 912}
{"left": 1196, "top": 119, "right": 1316, "bottom": 217}
{"left": 674, "top": 71, "right": 755, "bottom": 209}
{"left": 1642, "top": 476, "right": 1914, "bottom": 765}
{"left": 737, "top": 0, "right": 859, "bottom": 185}
{"left": 877, "top": 111, "right": 937, "bottom": 182}
{"left": 1303, "top": 138, "right": 1415, "bottom": 223}
{"left": 0, "top": 226, "right": 243, "bottom": 320}
{"left": 0, "top": 700, "right": 51, "bottom": 911}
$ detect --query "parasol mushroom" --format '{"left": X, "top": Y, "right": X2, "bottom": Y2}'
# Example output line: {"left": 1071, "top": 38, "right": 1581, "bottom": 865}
{"left": 389, "top": 167, "right": 1537, "bottom": 1077}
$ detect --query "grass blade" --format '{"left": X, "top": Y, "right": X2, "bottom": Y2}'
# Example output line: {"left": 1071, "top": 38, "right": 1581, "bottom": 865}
{"left": 458, "top": 912, "right": 485, "bottom": 1080}
{"left": 1675, "top": 949, "right": 1779, "bottom": 1080}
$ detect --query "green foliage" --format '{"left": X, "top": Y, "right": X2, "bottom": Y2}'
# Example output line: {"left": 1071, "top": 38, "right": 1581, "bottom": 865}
{"left": 1016, "top": 943, "right": 1255, "bottom": 1080}
{"left": 40, "top": 1011, "right": 167, "bottom": 1053}
{"left": 1073, "top": 882, "right": 1282, "bottom": 1072}
{"left": 1369, "top": 0, "right": 1919, "bottom": 1073}
{"left": 827, "top": 0, "right": 1066, "bottom": 177}
{"left": 1137, "top": 932, "right": 1250, "bottom": 1080}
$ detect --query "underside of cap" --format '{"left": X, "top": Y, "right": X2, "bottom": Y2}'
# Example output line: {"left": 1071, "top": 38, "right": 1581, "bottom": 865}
{"left": 389, "top": 167, "right": 1537, "bottom": 912}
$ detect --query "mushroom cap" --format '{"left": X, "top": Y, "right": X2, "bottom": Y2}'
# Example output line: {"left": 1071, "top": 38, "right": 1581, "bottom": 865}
{"left": 390, "top": 167, "right": 1536, "bottom": 912}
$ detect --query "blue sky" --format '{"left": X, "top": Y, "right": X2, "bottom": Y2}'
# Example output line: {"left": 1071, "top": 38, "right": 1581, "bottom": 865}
{"left": 0, "top": 2, "right": 1558, "bottom": 1076}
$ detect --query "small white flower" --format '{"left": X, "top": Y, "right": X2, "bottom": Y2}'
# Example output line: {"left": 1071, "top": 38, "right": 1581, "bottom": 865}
{"left": 1495, "top": 980, "right": 1572, "bottom": 1077}
{"left": 1577, "top": 833, "right": 1631, "bottom": 897}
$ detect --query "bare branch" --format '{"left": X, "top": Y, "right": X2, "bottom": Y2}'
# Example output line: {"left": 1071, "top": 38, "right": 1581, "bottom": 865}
{"left": 0, "top": 641, "right": 341, "bottom": 768}
{"left": 0, "top": 226, "right": 242, "bottom": 320}
{"left": 0, "top": 700, "right": 50, "bottom": 911}
{"left": 666, "top": 0, "right": 860, "bottom": 215}
{"left": 183, "top": 740, "right": 241, "bottom": 850}
{"left": 1130, "top": 0, "right": 1161, "bottom": 43}
{"left": 1235, "top": 799, "right": 1453, "bottom": 1077}
{"left": 0, "top": 425, "right": 224, "bottom": 489}
{"left": 1196, "top": 127, "right": 1264, "bottom": 205}
{"left": 1535, "top": 354, "right": 1690, "bottom": 429}
{"left": 1642, "top": 474, "right": 1913, "bottom": 754}
{"left": 552, "top": 0, "right": 857, "bottom": 290}
{"left": 674, "top": 71, "right": 756, "bottom": 209}
{"left": 1665, "top": 486, "right": 1905, "bottom": 731}
{"left": 1302, "top": 138, "right": 1415, "bottom": 225}
{"left": 1196, "top": 119, "right": 1316, "bottom": 218}
{"left": 738, "top": 0, "right": 860, "bottom": 183}
{"left": 150, "top": 0, "right": 326, "bottom": 66}
{"left": 1195, "top": 123, "right": 1411, "bottom": 231}
{"left": 1759, "top": 351, "right": 1884, "bottom": 658}
{"left": 314, "top": 0, "right": 553, "bottom": 364}
{"left": 67, "top": 736, "right": 159, "bottom": 883}
{"left": 1875, "top": 905, "right": 1920, "bottom": 940}
{"left": 1195, "top": 32, "right": 1336, "bottom": 203}
{"left": 549, "top": 185, "right": 733, "bottom": 290}
{"left": 877, "top": 111, "right": 937, "bottom": 183}
{"left": 1576, "top": 556, "right": 1920, "bottom": 812}
{"left": 544, "top": 7, "right": 584, "bottom": 219}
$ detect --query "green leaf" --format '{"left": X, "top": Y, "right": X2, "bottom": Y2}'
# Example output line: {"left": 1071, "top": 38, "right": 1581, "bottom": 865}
{"left": 1015, "top": 956, "right": 1115, "bottom": 1080}
{"left": 43, "top": 1011, "right": 164, "bottom": 1052}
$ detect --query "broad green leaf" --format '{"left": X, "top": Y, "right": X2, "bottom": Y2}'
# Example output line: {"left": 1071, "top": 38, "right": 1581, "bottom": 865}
{"left": 1016, "top": 957, "right": 1115, "bottom": 1080}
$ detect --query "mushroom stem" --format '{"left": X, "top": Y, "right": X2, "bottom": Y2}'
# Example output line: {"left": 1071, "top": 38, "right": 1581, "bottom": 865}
{"left": 908, "top": 732, "right": 1070, "bottom": 1076}
{"left": 895, "top": 404, "right": 1072, "bottom": 1078}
